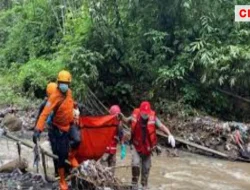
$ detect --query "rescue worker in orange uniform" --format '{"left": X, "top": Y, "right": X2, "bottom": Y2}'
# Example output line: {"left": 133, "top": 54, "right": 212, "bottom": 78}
{"left": 120, "top": 101, "right": 175, "bottom": 190}
{"left": 34, "top": 82, "right": 59, "bottom": 176}
{"left": 33, "top": 70, "right": 77, "bottom": 190}
{"left": 101, "top": 105, "right": 124, "bottom": 174}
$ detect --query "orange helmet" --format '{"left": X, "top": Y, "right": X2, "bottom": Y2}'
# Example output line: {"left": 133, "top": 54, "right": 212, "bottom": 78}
{"left": 46, "top": 82, "right": 57, "bottom": 97}
{"left": 57, "top": 70, "right": 72, "bottom": 83}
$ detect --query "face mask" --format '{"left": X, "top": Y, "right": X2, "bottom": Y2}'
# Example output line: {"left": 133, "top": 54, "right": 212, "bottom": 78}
{"left": 141, "top": 114, "right": 149, "bottom": 120}
{"left": 59, "top": 83, "right": 69, "bottom": 93}
{"left": 140, "top": 114, "right": 149, "bottom": 125}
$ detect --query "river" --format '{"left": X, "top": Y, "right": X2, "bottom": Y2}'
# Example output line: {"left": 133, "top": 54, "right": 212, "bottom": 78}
{"left": 0, "top": 137, "right": 250, "bottom": 190}
{"left": 116, "top": 149, "right": 250, "bottom": 190}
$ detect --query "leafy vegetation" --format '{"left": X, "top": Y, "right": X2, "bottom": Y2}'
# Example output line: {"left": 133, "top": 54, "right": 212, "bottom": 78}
{"left": 1, "top": 0, "right": 250, "bottom": 120}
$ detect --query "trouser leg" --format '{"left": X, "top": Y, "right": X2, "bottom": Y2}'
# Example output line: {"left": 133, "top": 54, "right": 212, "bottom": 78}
{"left": 48, "top": 128, "right": 59, "bottom": 177}
{"left": 68, "top": 124, "right": 81, "bottom": 168}
{"left": 100, "top": 153, "right": 109, "bottom": 167}
{"left": 141, "top": 154, "right": 151, "bottom": 188}
{"left": 68, "top": 124, "right": 81, "bottom": 149}
{"left": 55, "top": 130, "right": 70, "bottom": 170}
{"left": 131, "top": 146, "right": 141, "bottom": 189}
{"left": 108, "top": 153, "right": 116, "bottom": 175}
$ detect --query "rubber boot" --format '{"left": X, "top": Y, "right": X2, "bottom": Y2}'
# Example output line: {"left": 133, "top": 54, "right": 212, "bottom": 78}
{"left": 58, "top": 168, "right": 68, "bottom": 190}
{"left": 68, "top": 149, "right": 79, "bottom": 168}
{"left": 131, "top": 166, "right": 140, "bottom": 190}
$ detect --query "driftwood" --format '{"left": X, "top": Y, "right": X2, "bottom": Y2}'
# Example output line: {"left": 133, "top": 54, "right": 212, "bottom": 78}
{"left": 0, "top": 158, "right": 28, "bottom": 173}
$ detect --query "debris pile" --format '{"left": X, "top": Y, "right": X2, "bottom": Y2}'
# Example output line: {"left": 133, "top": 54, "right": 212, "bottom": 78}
{"left": 71, "top": 160, "right": 130, "bottom": 190}
{"left": 171, "top": 116, "right": 250, "bottom": 159}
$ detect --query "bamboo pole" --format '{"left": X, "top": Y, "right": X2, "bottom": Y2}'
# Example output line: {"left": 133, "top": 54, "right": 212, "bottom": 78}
{"left": 156, "top": 130, "right": 229, "bottom": 158}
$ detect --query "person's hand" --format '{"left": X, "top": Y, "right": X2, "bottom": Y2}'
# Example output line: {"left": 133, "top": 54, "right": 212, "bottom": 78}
{"left": 168, "top": 134, "right": 175, "bottom": 148}
{"left": 33, "top": 129, "right": 41, "bottom": 144}
{"left": 73, "top": 108, "right": 80, "bottom": 125}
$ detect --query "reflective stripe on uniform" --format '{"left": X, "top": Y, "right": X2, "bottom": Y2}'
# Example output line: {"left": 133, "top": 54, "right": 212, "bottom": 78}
{"left": 107, "top": 147, "right": 117, "bottom": 150}
{"left": 148, "top": 121, "right": 155, "bottom": 125}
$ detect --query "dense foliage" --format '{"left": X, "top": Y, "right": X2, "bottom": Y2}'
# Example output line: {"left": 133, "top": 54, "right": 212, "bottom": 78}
{"left": 1, "top": 0, "right": 250, "bottom": 121}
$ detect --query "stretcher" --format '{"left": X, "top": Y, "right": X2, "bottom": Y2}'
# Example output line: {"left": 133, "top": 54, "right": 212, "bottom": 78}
{"left": 75, "top": 114, "right": 119, "bottom": 163}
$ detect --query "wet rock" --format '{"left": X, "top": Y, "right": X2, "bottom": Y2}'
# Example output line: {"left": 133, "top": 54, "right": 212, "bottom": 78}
{"left": 0, "top": 158, "right": 28, "bottom": 173}
{"left": 2, "top": 114, "right": 22, "bottom": 132}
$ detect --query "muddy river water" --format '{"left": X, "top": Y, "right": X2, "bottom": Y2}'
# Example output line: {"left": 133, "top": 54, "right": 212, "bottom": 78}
{"left": 0, "top": 137, "right": 250, "bottom": 190}
{"left": 116, "top": 149, "right": 250, "bottom": 190}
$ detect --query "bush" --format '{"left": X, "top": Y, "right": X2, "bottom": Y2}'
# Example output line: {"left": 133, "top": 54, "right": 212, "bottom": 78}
{"left": 17, "top": 59, "right": 64, "bottom": 98}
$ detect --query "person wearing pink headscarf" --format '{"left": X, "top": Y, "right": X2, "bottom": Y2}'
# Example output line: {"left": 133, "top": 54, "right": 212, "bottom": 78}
{"left": 100, "top": 105, "right": 125, "bottom": 174}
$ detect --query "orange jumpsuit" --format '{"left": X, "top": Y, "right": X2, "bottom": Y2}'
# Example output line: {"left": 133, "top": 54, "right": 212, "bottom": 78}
{"left": 35, "top": 88, "right": 74, "bottom": 190}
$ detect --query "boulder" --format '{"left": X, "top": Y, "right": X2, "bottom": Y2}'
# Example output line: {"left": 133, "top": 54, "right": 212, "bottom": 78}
{"left": 0, "top": 158, "right": 28, "bottom": 173}
{"left": 2, "top": 114, "right": 22, "bottom": 132}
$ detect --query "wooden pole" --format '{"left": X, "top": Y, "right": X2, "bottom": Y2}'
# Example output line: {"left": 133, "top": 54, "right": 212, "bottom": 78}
{"left": 41, "top": 151, "right": 48, "bottom": 181}
{"left": 3, "top": 131, "right": 70, "bottom": 165}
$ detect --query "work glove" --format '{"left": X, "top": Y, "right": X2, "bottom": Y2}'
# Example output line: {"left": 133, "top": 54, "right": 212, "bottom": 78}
{"left": 73, "top": 108, "right": 80, "bottom": 125}
{"left": 33, "top": 129, "right": 41, "bottom": 144}
{"left": 168, "top": 134, "right": 175, "bottom": 148}
{"left": 120, "top": 144, "right": 127, "bottom": 160}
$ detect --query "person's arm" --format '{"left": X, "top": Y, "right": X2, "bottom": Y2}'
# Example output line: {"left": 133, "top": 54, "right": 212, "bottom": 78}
{"left": 35, "top": 95, "right": 60, "bottom": 132}
{"left": 155, "top": 117, "right": 175, "bottom": 147}
{"left": 119, "top": 113, "right": 133, "bottom": 125}
{"left": 155, "top": 117, "right": 172, "bottom": 135}
{"left": 35, "top": 99, "right": 47, "bottom": 125}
